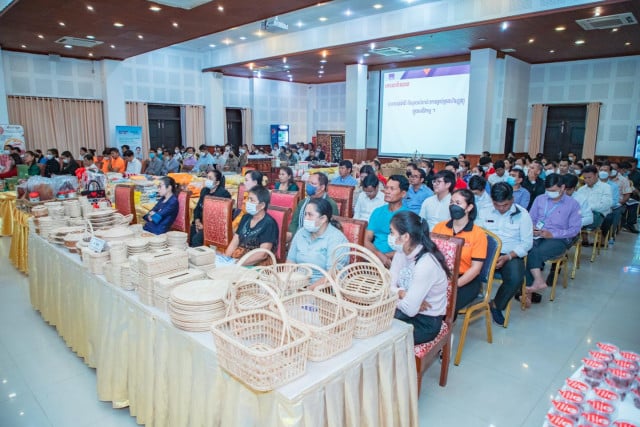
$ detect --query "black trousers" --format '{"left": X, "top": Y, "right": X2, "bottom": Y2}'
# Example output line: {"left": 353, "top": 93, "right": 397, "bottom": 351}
{"left": 493, "top": 257, "right": 525, "bottom": 311}
{"left": 189, "top": 223, "right": 204, "bottom": 247}
{"left": 455, "top": 275, "right": 483, "bottom": 313}
{"left": 394, "top": 310, "right": 443, "bottom": 345}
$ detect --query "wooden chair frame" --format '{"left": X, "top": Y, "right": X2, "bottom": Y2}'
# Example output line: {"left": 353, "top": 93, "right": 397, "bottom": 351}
{"left": 114, "top": 184, "right": 137, "bottom": 224}
{"left": 266, "top": 205, "right": 291, "bottom": 262}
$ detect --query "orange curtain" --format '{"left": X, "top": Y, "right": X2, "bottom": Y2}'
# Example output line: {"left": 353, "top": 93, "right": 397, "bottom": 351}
{"left": 7, "top": 96, "right": 104, "bottom": 158}
{"left": 528, "top": 104, "right": 548, "bottom": 157}
{"left": 184, "top": 105, "right": 205, "bottom": 149}
{"left": 125, "top": 101, "right": 150, "bottom": 155}
{"left": 583, "top": 102, "right": 601, "bottom": 160}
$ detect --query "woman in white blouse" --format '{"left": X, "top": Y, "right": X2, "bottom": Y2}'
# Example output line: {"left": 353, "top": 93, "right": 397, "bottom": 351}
{"left": 388, "top": 211, "right": 451, "bottom": 344}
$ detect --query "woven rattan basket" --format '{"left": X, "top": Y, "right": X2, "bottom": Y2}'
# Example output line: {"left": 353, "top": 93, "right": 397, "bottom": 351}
{"left": 211, "top": 279, "right": 310, "bottom": 392}
{"left": 341, "top": 292, "right": 398, "bottom": 338}
{"left": 330, "top": 243, "right": 391, "bottom": 305}
{"left": 257, "top": 263, "right": 313, "bottom": 296}
{"left": 280, "top": 264, "right": 357, "bottom": 361}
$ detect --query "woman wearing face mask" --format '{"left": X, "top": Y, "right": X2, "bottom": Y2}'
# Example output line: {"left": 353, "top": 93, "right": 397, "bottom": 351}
{"left": 232, "top": 170, "right": 264, "bottom": 230}
{"left": 224, "top": 186, "right": 278, "bottom": 266}
{"left": 388, "top": 211, "right": 451, "bottom": 344}
{"left": 274, "top": 167, "right": 299, "bottom": 191}
{"left": 142, "top": 176, "right": 179, "bottom": 235}
{"left": 44, "top": 148, "right": 61, "bottom": 177}
{"left": 432, "top": 189, "right": 487, "bottom": 312}
{"left": 287, "top": 198, "right": 348, "bottom": 285}
{"left": 59, "top": 151, "right": 79, "bottom": 175}
{"left": 190, "top": 169, "right": 231, "bottom": 247}
{"left": 181, "top": 147, "right": 197, "bottom": 172}
{"left": 23, "top": 151, "right": 41, "bottom": 176}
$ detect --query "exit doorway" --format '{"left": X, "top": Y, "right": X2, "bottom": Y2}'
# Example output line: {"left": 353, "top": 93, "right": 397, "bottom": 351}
{"left": 543, "top": 105, "right": 586, "bottom": 161}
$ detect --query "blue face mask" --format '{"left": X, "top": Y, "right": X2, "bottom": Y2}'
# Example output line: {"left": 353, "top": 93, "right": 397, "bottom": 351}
{"left": 149, "top": 153, "right": 155, "bottom": 159}
{"left": 506, "top": 176, "right": 516, "bottom": 186}
{"left": 306, "top": 183, "right": 317, "bottom": 196}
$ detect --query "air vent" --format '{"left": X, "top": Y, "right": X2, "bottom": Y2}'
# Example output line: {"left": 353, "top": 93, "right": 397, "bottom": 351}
{"left": 148, "top": 0, "right": 212, "bottom": 10}
{"left": 576, "top": 12, "right": 637, "bottom": 30}
{"left": 55, "top": 36, "right": 103, "bottom": 48}
{"left": 370, "top": 47, "right": 411, "bottom": 56}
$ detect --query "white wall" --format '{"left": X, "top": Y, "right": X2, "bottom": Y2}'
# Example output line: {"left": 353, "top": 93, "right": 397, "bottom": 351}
{"left": 494, "top": 55, "right": 531, "bottom": 153}
{"left": 527, "top": 55, "right": 640, "bottom": 156}
{"left": 314, "top": 82, "right": 346, "bottom": 133}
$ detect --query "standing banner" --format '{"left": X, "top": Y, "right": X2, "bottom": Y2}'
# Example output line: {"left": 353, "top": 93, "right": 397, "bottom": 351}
{"left": 115, "top": 126, "right": 143, "bottom": 157}
{"left": 0, "top": 124, "right": 26, "bottom": 153}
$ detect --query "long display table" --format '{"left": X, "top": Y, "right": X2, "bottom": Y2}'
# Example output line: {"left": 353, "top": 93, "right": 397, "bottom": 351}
{"left": 28, "top": 231, "right": 418, "bottom": 427}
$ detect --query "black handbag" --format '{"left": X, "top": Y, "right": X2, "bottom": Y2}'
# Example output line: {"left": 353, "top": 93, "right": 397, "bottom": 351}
{"left": 81, "top": 179, "right": 106, "bottom": 200}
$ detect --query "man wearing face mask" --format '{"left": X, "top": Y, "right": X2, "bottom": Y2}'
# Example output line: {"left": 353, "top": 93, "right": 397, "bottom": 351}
{"left": 287, "top": 172, "right": 338, "bottom": 242}
{"left": 576, "top": 165, "right": 612, "bottom": 232}
{"left": 598, "top": 163, "right": 621, "bottom": 245}
{"left": 145, "top": 151, "right": 164, "bottom": 176}
{"left": 194, "top": 144, "right": 215, "bottom": 173}
{"left": 524, "top": 174, "right": 581, "bottom": 300}
{"left": 190, "top": 169, "right": 231, "bottom": 247}
{"left": 508, "top": 169, "right": 530, "bottom": 209}
{"left": 612, "top": 161, "right": 638, "bottom": 234}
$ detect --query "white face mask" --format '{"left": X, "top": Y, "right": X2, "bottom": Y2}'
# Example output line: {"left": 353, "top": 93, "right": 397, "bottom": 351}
{"left": 598, "top": 171, "right": 609, "bottom": 180}
{"left": 574, "top": 169, "right": 581, "bottom": 175}
{"left": 46, "top": 154, "right": 54, "bottom": 160}
{"left": 204, "top": 179, "right": 215, "bottom": 189}
{"left": 245, "top": 202, "right": 258, "bottom": 215}
{"left": 546, "top": 190, "right": 560, "bottom": 199}
{"left": 387, "top": 234, "right": 404, "bottom": 252}
{"left": 63, "top": 158, "right": 69, "bottom": 164}
{"left": 303, "top": 219, "right": 320, "bottom": 233}
{"left": 610, "top": 170, "right": 618, "bottom": 177}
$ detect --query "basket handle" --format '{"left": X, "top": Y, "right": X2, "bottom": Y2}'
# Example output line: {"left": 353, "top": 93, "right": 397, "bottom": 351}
{"left": 236, "top": 247, "right": 277, "bottom": 267}
{"left": 226, "top": 278, "right": 295, "bottom": 347}
{"left": 329, "top": 243, "right": 391, "bottom": 293}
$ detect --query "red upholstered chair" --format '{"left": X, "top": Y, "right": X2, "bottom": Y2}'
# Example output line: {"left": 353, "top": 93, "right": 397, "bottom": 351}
{"left": 236, "top": 184, "right": 246, "bottom": 210}
{"left": 334, "top": 216, "right": 367, "bottom": 246}
{"left": 114, "top": 184, "right": 137, "bottom": 224}
{"left": 294, "top": 179, "right": 305, "bottom": 199}
{"left": 414, "top": 233, "right": 463, "bottom": 394}
{"left": 203, "top": 196, "right": 234, "bottom": 252}
{"left": 267, "top": 206, "right": 291, "bottom": 262}
{"left": 327, "top": 184, "right": 355, "bottom": 218}
{"left": 270, "top": 191, "right": 299, "bottom": 212}
{"left": 170, "top": 190, "right": 191, "bottom": 237}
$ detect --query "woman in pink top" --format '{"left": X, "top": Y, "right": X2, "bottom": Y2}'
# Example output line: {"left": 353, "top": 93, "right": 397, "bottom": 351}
{"left": 388, "top": 211, "right": 451, "bottom": 344}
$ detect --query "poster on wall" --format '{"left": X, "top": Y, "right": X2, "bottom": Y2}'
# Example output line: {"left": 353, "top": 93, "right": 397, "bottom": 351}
{"left": 634, "top": 125, "right": 640, "bottom": 162}
{"left": 115, "top": 126, "right": 143, "bottom": 158}
{"left": 0, "top": 124, "right": 26, "bottom": 153}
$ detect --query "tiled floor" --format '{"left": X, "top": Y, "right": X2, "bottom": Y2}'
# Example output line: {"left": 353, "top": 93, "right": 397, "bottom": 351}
{"left": 0, "top": 231, "right": 639, "bottom": 426}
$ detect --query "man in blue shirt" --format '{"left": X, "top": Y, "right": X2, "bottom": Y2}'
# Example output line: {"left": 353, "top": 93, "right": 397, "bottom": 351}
{"left": 365, "top": 174, "right": 409, "bottom": 268}
{"left": 194, "top": 144, "right": 215, "bottom": 172}
{"left": 509, "top": 168, "right": 531, "bottom": 210}
{"left": 403, "top": 166, "right": 433, "bottom": 214}
{"left": 331, "top": 160, "right": 358, "bottom": 186}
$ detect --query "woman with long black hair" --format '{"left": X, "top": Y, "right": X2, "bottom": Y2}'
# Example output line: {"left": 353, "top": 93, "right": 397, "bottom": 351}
{"left": 388, "top": 211, "right": 451, "bottom": 344}
{"left": 143, "top": 176, "right": 179, "bottom": 235}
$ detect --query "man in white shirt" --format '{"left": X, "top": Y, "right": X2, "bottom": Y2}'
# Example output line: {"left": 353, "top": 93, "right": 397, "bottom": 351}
{"left": 488, "top": 160, "right": 508, "bottom": 186}
{"left": 477, "top": 183, "right": 533, "bottom": 325}
{"left": 354, "top": 174, "right": 386, "bottom": 222}
{"left": 124, "top": 150, "right": 142, "bottom": 174}
{"left": 419, "top": 170, "right": 455, "bottom": 230}
{"left": 576, "top": 165, "right": 612, "bottom": 230}
{"left": 563, "top": 174, "right": 593, "bottom": 228}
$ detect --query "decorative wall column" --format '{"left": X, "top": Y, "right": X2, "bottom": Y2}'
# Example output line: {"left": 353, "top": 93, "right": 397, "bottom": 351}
{"left": 100, "top": 60, "right": 126, "bottom": 147}
{"left": 203, "top": 72, "right": 225, "bottom": 146}
{"left": 466, "top": 48, "right": 497, "bottom": 154}
{"left": 345, "top": 64, "right": 368, "bottom": 162}
{"left": 0, "top": 49, "right": 11, "bottom": 124}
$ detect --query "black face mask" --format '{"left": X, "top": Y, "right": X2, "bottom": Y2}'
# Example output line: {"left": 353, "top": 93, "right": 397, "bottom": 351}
{"left": 449, "top": 204, "right": 466, "bottom": 220}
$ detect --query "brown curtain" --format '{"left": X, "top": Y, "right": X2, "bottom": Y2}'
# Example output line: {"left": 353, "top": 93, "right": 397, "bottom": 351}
{"left": 241, "top": 108, "right": 253, "bottom": 151}
{"left": 125, "top": 101, "right": 150, "bottom": 155}
{"left": 7, "top": 96, "right": 104, "bottom": 157}
{"left": 184, "top": 105, "right": 205, "bottom": 149}
{"left": 528, "top": 104, "right": 548, "bottom": 157}
{"left": 583, "top": 102, "right": 601, "bottom": 160}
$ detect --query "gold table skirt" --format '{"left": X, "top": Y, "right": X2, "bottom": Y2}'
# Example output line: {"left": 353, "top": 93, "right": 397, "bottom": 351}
{"left": 9, "top": 206, "right": 29, "bottom": 274}
{"left": 0, "top": 192, "right": 16, "bottom": 236}
{"left": 28, "top": 232, "right": 419, "bottom": 427}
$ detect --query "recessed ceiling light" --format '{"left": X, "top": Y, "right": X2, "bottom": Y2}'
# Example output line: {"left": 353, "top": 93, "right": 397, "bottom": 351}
{"left": 319, "top": 17, "right": 327, "bottom": 22}
{"left": 370, "top": 42, "right": 376, "bottom": 49}
{"left": 359, "top": 58, "right": 364, "bottom": 64}
{"left": 611, "top": 28, "right": 619, "bottom": 32}
{"left": 501, "top": 48, "right": 516, "bottom": 53}
{"left": 320, "top": 59, "right": 327, "bottom": 63}
{"left": 373, "top": 4, "right": 383, "bottom": 9}
{"left": 254, "top": 30, "right": 264, "bottom": 37}
{"left": 172, "top": 22, "right": 179, "bottom": 28}
{"left": 21, "top": 44, "right": 26, "bottom": 48}
{"left": 248, "top": 63, "right": 254, "bottom": 70}
{"left": 625, "top": 42, "right": 631, "bottom": 46}
{"left": 86, "top": 35, "right": 95, "bottom": 39}
{"left": 208, "top": 44, "right": 216, "bottom": 48}
{"left": 321, "top": 50, "right": 327, "bottom": 58}
{"left": 344, "top": 9, "right": 352, "bottom": 16}
{"left": 86, "top": 5, "right": 94, "bottom": 11}
{"left": 239, "top": 36, "right": 246, "bottom": 40}
{"left": 222, "top": 38, "right": 232, "bottom": 45}
{"left": 114, "top": 22, "right": 124, "bottom": 27}
{"left": 282, "top": 57, "right": 287, "bottom": 63}
{"left": 37, "top": 34, "right": 44, "bottom": 39}
{"left": 555, "top": 26, "right": 566, "bottom": 31}
{"left": 363, "top": 53, "right": 370, "bottom": 57}
{"left": 477, "top": 37, "right": 487, "bottom": 41}
{"left": 575, "top": 39, "right": 585, "bottom": 45}
{"left": 318, "top": 70, "right": 324, "bottom": 74}
{"left": 149, "top": 5, "right": 161, "bottom": 11}
{"left": 288, "top": 76, "right": 293, "bottom": 81}
{"left": 296, "top": 21, "right": 303, "bottom": 28}
{"left": 59, "top": 22, "right": 65, "bottom": 27}
{"left": 594, "top": 7, "right": 601, "bottom": 17}
{"left": 88, "top": 53, "right": 93, "bottom": 57}
{"left": 415, "top": 46, "right": 422, "bottom": 50}
{"left": 110, "top": 44, "right": 116, "bottom": 49}
{"left": 549, "top": 49, "right": 555, "bottom": 53}
{"left": 320, "top": 65, "right": 324, "bottom": 69}
{"left": 528, "top": 38, "right": 535, "bottom": 43}
{"left": 501, "top": 22, "right": 509, "bottom": 31}
{"left": 286, "top": 69, "right": 290, "bottom": 73}
{"left": 138, "top": 34, "right": 144, "bottom": 39}
{"left": 64, "top": 45, "right": 72, "bottom": 49}
{"left": 218, "top": 5, "right": 224, "bottom": 12}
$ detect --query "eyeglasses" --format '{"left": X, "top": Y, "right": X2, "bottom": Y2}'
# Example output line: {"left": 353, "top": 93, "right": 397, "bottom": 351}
{"left": 433, "top": 179, "right": 445, "bottom": 185}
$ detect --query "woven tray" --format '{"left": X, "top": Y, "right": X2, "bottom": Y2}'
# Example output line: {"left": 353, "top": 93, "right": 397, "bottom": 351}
{"left": 186, "top": 246, "right": 217, "bottom": 266}
{"left": 137, "top": 248, "right": 189, "bottom": 276}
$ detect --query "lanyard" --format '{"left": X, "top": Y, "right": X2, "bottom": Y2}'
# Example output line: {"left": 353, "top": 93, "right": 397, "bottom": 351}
{"left": 542, "top": 198, "right": 560, "bottom": 221}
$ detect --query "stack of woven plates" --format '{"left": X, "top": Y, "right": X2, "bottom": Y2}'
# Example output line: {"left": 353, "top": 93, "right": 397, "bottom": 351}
{"left": 153, "top": 269, "right": 206, "bottom": 312}
{"left": 63, "top": 200, "right": 82, "bottom": 218}
{"left": 148, "top": 234, "right": 168, "bottom": 251}
{"left": 36, "top": 216, "right": 63, "bottom": 238}
{"left": 87, "top": 209, "right": 117, "bottom": 230}
{"left": 126, "top": 239, "right": 149, "bottom": 257}
{"left": 48, "top": 226, "right": 85, "bottom": 245}
{"left": 96, "top": 227, "right": 134, "bottom": 243}
{"left": 45, "top": 202, "right": 65, "bottom": 219}
{"left": 169, "top": 280, "right": 228, "bottom": 332}
{"left": 166, "top": 231, "right": 188, "bottom": 250}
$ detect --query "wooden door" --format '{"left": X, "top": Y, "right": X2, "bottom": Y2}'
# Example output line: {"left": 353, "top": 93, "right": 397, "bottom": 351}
{"left": 543, "top": 106, "right": 586, "bottom": 160}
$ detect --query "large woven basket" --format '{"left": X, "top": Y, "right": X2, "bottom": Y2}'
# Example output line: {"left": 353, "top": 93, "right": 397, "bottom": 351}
{"left": 280, "top": 264, "right": 357, "bottom": 361}
{"left": 341, "top": 292, "right": 398, "bottom": 338}
{"left": 211, "top": 279, "right": 310, "bottom": 392}
{"left": 258, "top": 263, "right": 313, "bottom": 296}
{"left": 330, "top": 243, "right": 391, "bottom": 305}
